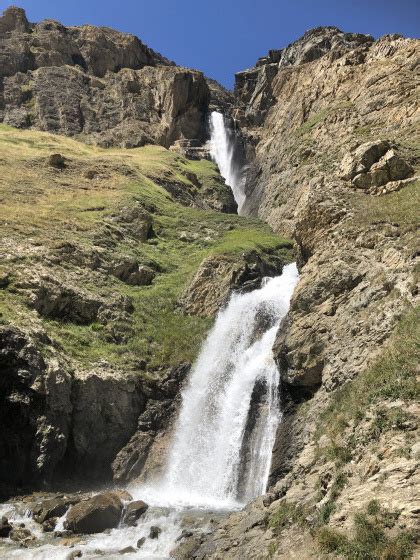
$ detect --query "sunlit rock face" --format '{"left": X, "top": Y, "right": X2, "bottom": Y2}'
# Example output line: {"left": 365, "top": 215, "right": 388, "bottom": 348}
{"left": 0, "top": 6, "right": 215, "bottom": 148}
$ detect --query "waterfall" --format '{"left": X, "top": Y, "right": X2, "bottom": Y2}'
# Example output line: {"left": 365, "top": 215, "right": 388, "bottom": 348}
{"left": 136, "top": 263, "right": 299, "bottom": 510}
{"left": 209, "top": 111, "right": 246, "bottom": 212}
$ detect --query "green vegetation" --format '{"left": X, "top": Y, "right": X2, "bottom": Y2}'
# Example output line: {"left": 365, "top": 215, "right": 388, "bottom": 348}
{"left": 269, "top": 501, "right": 307, "bottom": 530}
{"left": 295, "top": 101, "right": 354, "bottom": 137}
{"left": 0, "top": 126, "right": 293, "bottom": 372}
{"left": 352, "top": 179, "right": 420, "bottom": 230}
{"left": 317, "top": 502, "right": 414, "bottom": 559}
{"left": 316, "top": 307, "right": 419, "bottom": 463}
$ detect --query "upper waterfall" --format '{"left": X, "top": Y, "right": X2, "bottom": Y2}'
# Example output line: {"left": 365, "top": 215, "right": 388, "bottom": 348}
{"left": 209, "top": 111, "right": 246, "bottom": 212}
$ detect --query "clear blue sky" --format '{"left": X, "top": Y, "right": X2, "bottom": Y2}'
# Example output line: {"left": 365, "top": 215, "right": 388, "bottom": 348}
{"left": 1, "top": 0, "right": 419, "bottom": 88}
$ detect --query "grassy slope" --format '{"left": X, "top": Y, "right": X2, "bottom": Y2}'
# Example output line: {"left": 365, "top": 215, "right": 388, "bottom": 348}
{"left": 0, "top": 125, "right": 293, "bottom": 371}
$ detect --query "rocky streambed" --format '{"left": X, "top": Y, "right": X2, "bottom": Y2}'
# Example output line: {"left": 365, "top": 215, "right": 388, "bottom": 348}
{"left": 0, "top": 490, "right": 229, "bottom": 559}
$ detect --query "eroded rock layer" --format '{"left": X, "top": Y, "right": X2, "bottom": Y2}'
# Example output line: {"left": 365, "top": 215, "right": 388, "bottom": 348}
{"left": 0, "top": 6, "right": 230, "bottom": 148}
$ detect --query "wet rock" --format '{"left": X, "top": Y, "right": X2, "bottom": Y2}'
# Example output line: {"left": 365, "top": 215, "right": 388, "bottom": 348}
{"left": 176, "top": 529, "right": 194, "bottom": 542}
{"left": 113, "top": 490, "right": 133, "bottom": 502}
{"left": 0, "top": 516, "right": 12, "bottom": 538}
{"left": 137, "top": 537, "right": 146, "bottom": 548}
{"left": 54, "top": 530, "right": 72, "bottom": 538}
{"left": 119, "top": 546, "right": 136, "bottom": 554}
{"left": 64, "top": 492, "right": 123, "bottom": 534}
{"left": 150, "top": 525, "right": 162, "bottom": 539}
{"left": 112, "top": 363, "right": 190, "bottom": 483}
{"left": 33, "top": 495, "right": 82, "bottom": 524}
{"left": 68, "top": 551, "right": 83, "bottom": 559}
{"left": 42, "top": 516, "right": 58, "bottom": 532}
{"left": 123, "top": 500, "right": 149, "bottom": 526}
{"left": 9, "top": 527, "right": 36, "bottom": 546}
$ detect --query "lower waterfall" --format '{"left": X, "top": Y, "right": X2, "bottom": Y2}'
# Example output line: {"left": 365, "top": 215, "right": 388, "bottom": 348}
{"left": 155, "top": 263, "right": 299, "bottom": 508}
{"left": 124, "top": 263, "right": 299, "bottom": 557}
{"left": 2, "top": 264, "right": 299, "bottom": 560}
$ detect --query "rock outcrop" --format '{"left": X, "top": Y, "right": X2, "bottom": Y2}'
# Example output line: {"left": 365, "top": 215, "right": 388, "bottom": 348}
{"left": 0, "top": 6, "right": 229, "bottom": 148}
{"left": 0, "top": 325, "right": 72, "bottom": 492}
{"left": 179, "top": 248, "right": 291, "bottom": 317}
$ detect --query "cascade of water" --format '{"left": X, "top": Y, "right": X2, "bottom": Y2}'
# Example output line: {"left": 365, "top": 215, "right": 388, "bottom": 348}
{"left": 9, "top": 266, "right": 299, "bottom": 559}
{"left": 135, "top": 263, "right": 299, "bottom": 510}
{"left": 209, "top": 111, "right": 246, "bottom": 211}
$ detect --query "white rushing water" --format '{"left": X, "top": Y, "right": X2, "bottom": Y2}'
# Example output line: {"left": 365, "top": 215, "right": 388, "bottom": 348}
{"left": 2, "top": 265, "right": 299, "bottom": 559}
{"left": 132, "top": 263, "right": 299, "bottom": 510}
{"left": 209, "top": 111, "right": 246, "bottom": 211}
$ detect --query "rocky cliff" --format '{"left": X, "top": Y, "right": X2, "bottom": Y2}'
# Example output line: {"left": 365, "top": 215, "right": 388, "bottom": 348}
{"left": 0, "top": 6, "right": 231, "bottom": 148}
{"left": 175, "top": 27, "right": 419, "bottom": 560}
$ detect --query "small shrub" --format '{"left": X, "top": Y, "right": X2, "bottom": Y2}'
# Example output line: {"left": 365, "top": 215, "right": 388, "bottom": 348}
{"left": 267, "top": 542, "right": 278, "bottom": 557}
{"left": 317, "top": 526, "right": 349, "bottom": 554}
{"left": 269, "top": 501, "right": 307, "bottom": 530}
{"left": 317, "top": 501, "right": 335, "bottom": 525}
{"left": 367, "top": 499, "right": 381, "bottom": 516}
{"left": 316, "top": 502, "right": 414, "bottom": 560}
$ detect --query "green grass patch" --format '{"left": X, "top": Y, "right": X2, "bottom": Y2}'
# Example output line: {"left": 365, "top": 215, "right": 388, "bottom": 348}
{"left": 269, "top": 501, "right": 307, "bottom": 530}
{"left": 316, "top": 503, "right": 414, "bottom": 559}
{"left": 295, "top": 101, "right": 354, "bottom": 137}
{"left": 352, "top": 179, "right": 420, "bottom": 229}
{"left": 316, "top": 308, "right": 419, "bottom": 463}
{"left": 0, "top": 126, "right": 293, "bottom": 372}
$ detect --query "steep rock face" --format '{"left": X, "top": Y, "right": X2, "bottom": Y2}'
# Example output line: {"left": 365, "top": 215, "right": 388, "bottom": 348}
{"left": 112, "top": 363, "right": 190, "bottom": 484}
{"left": 179, "top": 29, "right": 419, "bottom": 559}
{"left": 0, "top": 326, "right": 72, "bottom": 492}
{"left": 64, "top": 368, "right": 146, "bottom": 481}
{"left": 234, "top": 30, "right": 418, "bottom": 393}
{"left": 179, "top": 248, "right": 291, "bottom": 317}
{"left": 0, "top": 6, "right": 213, "bottom": 147}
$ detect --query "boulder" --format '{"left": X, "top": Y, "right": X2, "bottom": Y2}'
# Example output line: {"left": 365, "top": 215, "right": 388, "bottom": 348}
{"left": 9, "top": 527, "right": 36, "bottom": 545}
{"left": 340, "top": 141, "right": 413, "bottom": 191}
{"left": 150, "top": 525, "right": 162, "bottom": 539}
{"left": 42, "top": 517, "right": 58, "bottom": 532}
{"left": 32, "top": 495, "right": 83, "bottom": 524}
{"left": 123, "top": 500, "right": 149, "bottom": 526}
{"left": 0, "top": 516, "right": 12, "bottom": 538}
{"left": 113, "top": 206, "right": 153, "bottom": 242}
{"left": 137, "top": 537, "right": 146, "bottom": 548}
{"left": 340, "top": 140, "right": 390, "bottom": 180}
{"left": 64, "top": 492, "right": 123, "bottom": 534}
{"left": 110, "top": 258, "right": 156, "bottom": 286}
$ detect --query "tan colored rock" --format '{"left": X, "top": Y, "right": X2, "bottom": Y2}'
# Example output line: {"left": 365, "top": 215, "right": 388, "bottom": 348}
{"left": 179, "top": 250, "right": 287, "bottom": 317}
